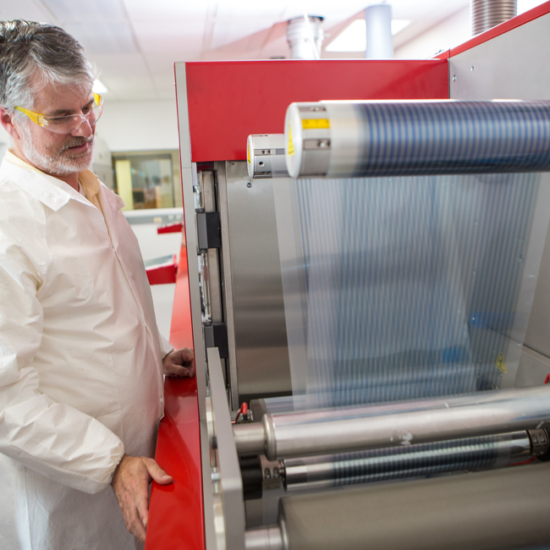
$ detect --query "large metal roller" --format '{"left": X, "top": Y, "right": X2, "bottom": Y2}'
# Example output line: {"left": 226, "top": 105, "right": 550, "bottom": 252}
{"left": 284, "top": 99, "right": 550, "bottom": 178}
{"left": 272, "top": 462, "right": 550, "bottom": 550}
{"left": 233, "top": 386, "right": 550, "bottom": 459}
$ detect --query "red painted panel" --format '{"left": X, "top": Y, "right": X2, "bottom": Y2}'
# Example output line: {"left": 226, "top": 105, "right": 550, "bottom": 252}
{"left": 186, "top": 59, "right": 449, "bottom": 163}
{"left": 158, "top": 222, "right": 183, "bottom": 234}
{"left": 146, "top": 261, "right": 177, "bottom": 285}
{"left": 146, "top": 243, "right": 204, "bottom": 550}
{"left": 450, "top": 1, "right": 550, "bottom": 58}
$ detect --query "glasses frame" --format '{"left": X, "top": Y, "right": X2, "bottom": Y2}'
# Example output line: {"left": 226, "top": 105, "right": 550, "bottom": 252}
{"left": 14, "top": 93, "right": 103, "bottom": 133}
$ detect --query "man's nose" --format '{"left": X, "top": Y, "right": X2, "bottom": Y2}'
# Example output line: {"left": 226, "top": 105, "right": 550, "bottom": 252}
{"left": 71, "top": 117, "right": 94, "bottom": 138}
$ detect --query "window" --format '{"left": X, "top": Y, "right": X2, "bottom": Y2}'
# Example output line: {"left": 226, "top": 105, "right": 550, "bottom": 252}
{"left": 112, "top": 150, "right": 182, "bottom": 211}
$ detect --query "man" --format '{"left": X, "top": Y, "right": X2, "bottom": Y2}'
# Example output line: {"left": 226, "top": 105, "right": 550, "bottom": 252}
{"left": 0, "top": 20, "right": 194, "bottom": 549}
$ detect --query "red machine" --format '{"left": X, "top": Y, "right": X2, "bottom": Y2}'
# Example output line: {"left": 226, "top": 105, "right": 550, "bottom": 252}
{"left": 146, "top": 4, "right": 550, "bottom": 548}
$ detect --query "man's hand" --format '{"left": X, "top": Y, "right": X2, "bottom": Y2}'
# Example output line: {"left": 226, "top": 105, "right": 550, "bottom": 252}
{"left": 163, "top": 348, "right": 195, "bottom": 378}
{"left": 111, "top": 454, "right": 173, "bottom": 543}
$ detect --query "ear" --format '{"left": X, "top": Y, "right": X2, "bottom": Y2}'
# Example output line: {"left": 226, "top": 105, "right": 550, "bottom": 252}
{"left": 0, "top": 106, "right": 22, "bottom": 140}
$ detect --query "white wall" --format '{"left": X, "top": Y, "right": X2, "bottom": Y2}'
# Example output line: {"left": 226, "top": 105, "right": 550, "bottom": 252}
{"left": 395, "top": 7, "right": 471, "bottom": 59}
{"left": 98, "top": 99, "right": 179, "bottom": 152}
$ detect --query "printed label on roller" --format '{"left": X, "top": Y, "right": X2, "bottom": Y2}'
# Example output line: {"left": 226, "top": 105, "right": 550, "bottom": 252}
{"left": 247, "top": 143, "right": 251, "bottom": 164}
{"left": 288, "top": 124, "right": 295, "bottom": 156}
{"left": 495, "top": 352, "right": 507, "bottom": 374}
{"left": 301, "top": 118, "right": 330, "bottom": 130}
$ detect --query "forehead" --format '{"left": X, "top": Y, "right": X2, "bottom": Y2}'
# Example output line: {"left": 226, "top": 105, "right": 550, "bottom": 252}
{"left": 30, "top": 75, "right": 93, "bottom": 114}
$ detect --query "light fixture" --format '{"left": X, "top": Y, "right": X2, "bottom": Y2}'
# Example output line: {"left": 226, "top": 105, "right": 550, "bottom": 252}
{"left": 326, "top": 19, "right": 410, "bottom": 52}
{"left": 93, "top": 79, "right": 108, "bottom": 94}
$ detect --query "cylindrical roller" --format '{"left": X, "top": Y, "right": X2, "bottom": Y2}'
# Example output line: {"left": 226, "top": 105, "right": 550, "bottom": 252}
{"left": 247, "top": 134, "right": 289, "bottom": 179}
{"left": 283, "top": 431, "right": 531, "bottom": 490}
{"left": 245, "top": 525, "right": 284, "bottom": 550}
{"left": 233, "top": 386, "right": 550, "bottom": 459}
{"left": 278, "top": 462, "right": 550, "bottom": 550}
{"left": 284, "top": 100, "right": 550, "bottom": 178}
{"left": 233, "top": 421, "right": 267, "bottom": 455}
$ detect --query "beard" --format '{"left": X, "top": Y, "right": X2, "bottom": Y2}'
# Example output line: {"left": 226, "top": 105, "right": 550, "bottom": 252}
{"left": 19, "top": 123, "right": 94, "bottom": 176}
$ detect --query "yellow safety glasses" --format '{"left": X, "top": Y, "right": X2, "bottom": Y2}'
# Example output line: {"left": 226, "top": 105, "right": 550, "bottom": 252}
{"left": 15, "top": 93, "right": 103, "bottom": 134}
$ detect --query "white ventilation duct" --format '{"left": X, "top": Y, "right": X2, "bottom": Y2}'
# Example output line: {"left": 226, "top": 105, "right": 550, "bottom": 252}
{"left": 286, "top": 16, "right": 324, "bottom": 60}
{"left": 471, "top": 0, "right": 517, "bottom": 36}
{"left": 365, "top": 3, "right": 393, "bottom": 59}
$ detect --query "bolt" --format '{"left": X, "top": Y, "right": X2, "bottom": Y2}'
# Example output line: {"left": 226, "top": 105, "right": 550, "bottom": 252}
{"left": 274, "top": 467, "right": 280, "bottom": 478}
{"left": 264, "top": 468, "right": 271, "bottom": 479}
{"left": 471, "top": 66, "right": 475, "bottom": 71}
{"left": 211, "top": 471, "right": 220, "bottom": 484}
{"left": 452, "top": 75, "right": 457, "bottom": 82}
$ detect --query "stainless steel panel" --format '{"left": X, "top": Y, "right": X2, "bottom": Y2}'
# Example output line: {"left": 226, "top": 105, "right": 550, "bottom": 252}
{"left": 216, "top": 163, "right": 240, "bottom": 408}
{"left": 449, "top": 16, "right": 550, "bottom": 370}
{"left": 224, "top": 161, "right": 291, "bottom": 401}
{"left": 207, "top": 347, "right": 246, "bottom": 550}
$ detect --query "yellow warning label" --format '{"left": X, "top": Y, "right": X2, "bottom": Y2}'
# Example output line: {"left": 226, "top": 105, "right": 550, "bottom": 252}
{"left": 247, "top": 143, "right": 251, "bottom": 164}
{"left": 495, "top": 352, "right": 507, "bottom": 374}
{"left": 302, "top": 118, "right": 330, "bottom": 130}
{"left": 288, "top": 124, "right": 295, "bottom": 156}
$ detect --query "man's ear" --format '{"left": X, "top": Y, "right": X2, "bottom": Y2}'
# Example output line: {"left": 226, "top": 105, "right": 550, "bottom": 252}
{"left": 0, "top": 106, "right": 21, "bottom": 140}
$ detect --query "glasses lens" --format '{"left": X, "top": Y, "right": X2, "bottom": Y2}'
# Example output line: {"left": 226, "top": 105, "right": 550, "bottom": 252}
{"left": 43, "top": 102, "right": 103, "bottom": 134}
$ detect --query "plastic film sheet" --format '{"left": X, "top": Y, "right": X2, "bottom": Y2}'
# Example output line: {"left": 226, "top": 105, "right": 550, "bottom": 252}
{"left": 274, "top": 172, "right": 550, "bottom": 410}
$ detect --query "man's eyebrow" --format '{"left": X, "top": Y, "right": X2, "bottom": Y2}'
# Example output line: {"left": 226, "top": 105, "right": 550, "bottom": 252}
{"left": 49, "top": 97, "right": 95, "bottom": 117}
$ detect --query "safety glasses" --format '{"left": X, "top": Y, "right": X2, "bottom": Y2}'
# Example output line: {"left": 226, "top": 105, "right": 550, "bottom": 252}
{"left": 15, "top": 93, "right": 103, "bottom": 134}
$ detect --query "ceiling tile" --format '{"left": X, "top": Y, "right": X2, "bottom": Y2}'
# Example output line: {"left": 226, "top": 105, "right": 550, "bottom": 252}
{"left": 211, "top": 17, "right": 275, "bottom": 50}
{"left": 64, "top": 21, "right": 138, "bottom": 54}
{"left": 122, "top": 0, "right": 209, "bottom": 21}
{"left": 42, "top": 0, "right": 127, "bottom": 23}
{"left": 132, "top": 20, "right": 206, "bottom": 55}
{"left": 0, "top": 0, "right": 54, "bottom": 22}
{"left": 87, "top": 53, "right": 150, "bottom": 78}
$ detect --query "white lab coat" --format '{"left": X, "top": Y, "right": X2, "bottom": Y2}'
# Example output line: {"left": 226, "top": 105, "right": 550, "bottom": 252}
{"left": 0, "top": 153, "right": 173, "bottom": 550}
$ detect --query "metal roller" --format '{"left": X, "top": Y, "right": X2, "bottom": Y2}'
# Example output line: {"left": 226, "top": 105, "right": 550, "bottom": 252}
{"left": 233, "top": 385, "right": 550, "bottom": 459}
{"left": 247, "top": 134, "right": 289, "bottom": 179}
{"left": 283, "top": 431, "right": 532, "bottom": 491}
{"left": 270, "top": 462, "right": 550, "bottom": 550}
{"left": 284, "top": 99, "right": 550, "bottom": 178}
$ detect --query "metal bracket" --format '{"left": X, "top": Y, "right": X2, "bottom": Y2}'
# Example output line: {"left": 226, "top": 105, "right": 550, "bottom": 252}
{"left": 197, "top": 211, "right": 221, "bottom": 250}
{"left": 528, "top": 428, "right": 550, "bottom": 457}
{"left": 260, "top": 455, "right": 283, "bottom": 492}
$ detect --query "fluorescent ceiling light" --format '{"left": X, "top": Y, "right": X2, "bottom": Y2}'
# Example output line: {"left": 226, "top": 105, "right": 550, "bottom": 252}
{"left": 93, "top": 79, "right": 108, "bottom": 94}
{"left": 326, "top": 19, "right": 410, "bottom": 52}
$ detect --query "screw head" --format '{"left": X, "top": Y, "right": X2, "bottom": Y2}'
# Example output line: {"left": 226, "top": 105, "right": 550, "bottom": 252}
{"left": 247, "top": 182, "right": 252, "bottom": 188}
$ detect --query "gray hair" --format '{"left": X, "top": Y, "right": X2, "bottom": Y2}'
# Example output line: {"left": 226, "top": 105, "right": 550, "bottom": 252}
{"left": 0, "top": 20, "right": 96, "bottom": 118}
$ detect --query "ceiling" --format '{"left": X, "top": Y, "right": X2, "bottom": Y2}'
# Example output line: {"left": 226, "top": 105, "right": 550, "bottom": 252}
{"left": 0, "top": 0, "right": 543, "bottom": 101}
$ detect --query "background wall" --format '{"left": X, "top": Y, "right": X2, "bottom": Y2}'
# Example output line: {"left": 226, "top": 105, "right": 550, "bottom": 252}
{"left": 395, "top": 7, "right": 470, "bottom": 59}
{"left": 98, "top": 99, "right": 179, "bottom": 152}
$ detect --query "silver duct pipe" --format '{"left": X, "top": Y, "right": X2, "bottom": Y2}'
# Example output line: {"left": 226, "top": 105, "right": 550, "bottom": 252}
{"left": 365, "top": 3, "right": 393, "bottom": 59}
{"left": 286, "top": 16, "right": 324, "bottom": 60}
{"left": 471, "top": 0, "right": 517, "bottom": 36}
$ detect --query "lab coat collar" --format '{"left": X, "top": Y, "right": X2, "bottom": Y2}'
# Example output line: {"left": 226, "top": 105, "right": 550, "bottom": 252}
{"left": 0, "top": 152, "right": 103, "bottom": 212}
